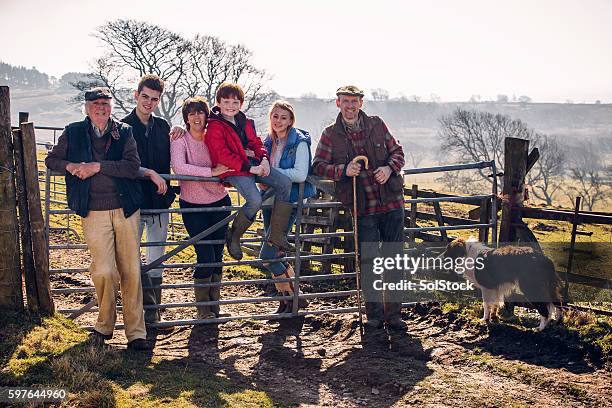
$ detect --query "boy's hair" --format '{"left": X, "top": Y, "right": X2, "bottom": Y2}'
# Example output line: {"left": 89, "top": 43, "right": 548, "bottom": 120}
{"left": 138, "top": 74, "right": 165, "bottom": 93}
{"left": 182, "top": 96, "right": 210, "bottom": 129}
{"left": 216, "top": 82, "right": 245, "bottom": 103}
{"left": 268, "top": 100, "right": 295, "bottom": 137}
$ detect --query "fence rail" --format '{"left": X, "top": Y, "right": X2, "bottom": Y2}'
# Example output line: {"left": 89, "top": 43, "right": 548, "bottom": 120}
{"left": 44, "top": 155, "right": 500, "bottom": 326}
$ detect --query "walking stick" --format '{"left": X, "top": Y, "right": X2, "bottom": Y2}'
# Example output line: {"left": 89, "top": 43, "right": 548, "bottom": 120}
{"left": 351, "top": 155, "right": 368, "bottom": 337}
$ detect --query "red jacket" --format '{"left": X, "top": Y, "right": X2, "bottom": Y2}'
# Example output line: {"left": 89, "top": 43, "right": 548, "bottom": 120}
{"left": 205, "top": 108, "right": 268, "bottom": 179}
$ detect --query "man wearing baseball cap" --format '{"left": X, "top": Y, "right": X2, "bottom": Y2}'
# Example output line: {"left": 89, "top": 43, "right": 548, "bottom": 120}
{"left": 312, "top": 85, "right": 406, "bottom": 338}
{"left": 45, "top": 87, "right": 151, "bottom": 350}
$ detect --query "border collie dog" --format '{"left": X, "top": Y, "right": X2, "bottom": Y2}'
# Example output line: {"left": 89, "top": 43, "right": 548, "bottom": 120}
{"left": 442, "top": 237, "right": 563, "bottom": 331}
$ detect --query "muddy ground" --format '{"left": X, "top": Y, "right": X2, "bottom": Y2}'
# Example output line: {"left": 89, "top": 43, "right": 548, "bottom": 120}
{"left": 49, "top": 232, "right": 611, "bottom": 408}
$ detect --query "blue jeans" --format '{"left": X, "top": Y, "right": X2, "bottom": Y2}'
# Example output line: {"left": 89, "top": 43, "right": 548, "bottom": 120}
{"left": 259, "top": 208, "right": 297, "bottom": 276}
{"left": 225, "top": 168, "right": 292, "bottom": 220}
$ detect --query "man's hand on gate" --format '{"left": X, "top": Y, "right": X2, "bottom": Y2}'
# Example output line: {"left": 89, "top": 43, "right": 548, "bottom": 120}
{"left": 374, "top": 165, "right": 392, "bottom": 184}
{"left": 146, "top": 169, "right": 168, "bottom": 194}
{"left": 346, "top": 162, "right": 362, "bottom": 177}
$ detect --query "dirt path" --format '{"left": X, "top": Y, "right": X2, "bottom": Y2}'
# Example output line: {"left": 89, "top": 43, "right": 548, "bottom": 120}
{"left": 49, "top": 232, "right": 611, "bottom": 407}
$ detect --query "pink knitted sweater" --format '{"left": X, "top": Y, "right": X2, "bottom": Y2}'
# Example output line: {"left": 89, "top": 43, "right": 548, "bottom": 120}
{"left": 170, "top": 132, "right": 227, "bottom": 204}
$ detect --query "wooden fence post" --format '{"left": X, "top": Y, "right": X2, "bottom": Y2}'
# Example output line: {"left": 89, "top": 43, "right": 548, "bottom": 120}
{"left": 21, "top": 121, "right": 54, "bottom": 314}
{"left": 478, "top": 197, "right": 490, "bottom": 243}
{"left": 408, "top": 184, "right": 418, "bottom": 243}
{"left": 499, "top": 137, "right": 529, "bottom": 243}
{"left": 564, "top": 196, "right": 582, "bottom": 300}
{"left": 13, "top": 126, "right": 39, "bottom": 312}
{"left": 0, "top": 86, "right": 23, "bottom": 311}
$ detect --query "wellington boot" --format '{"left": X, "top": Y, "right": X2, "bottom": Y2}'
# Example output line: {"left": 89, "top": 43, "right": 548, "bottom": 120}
{"left": 274, "top": 301, "right": 289, "bottom": 314}
{"left": 151, "top": 277, "right": 163, "bottom": 310}
{"left": 267, "top": 201, "right": 295, "bottom": 252}
{"left": 210, "top": 273, "right": 223, "bottom": 317}
{"left": 194, "top": 277, "right": 215, "bottom": 320}
{"left": 226, "top": 210, "right": 253, "bottom": 260}
{"left": 142, "top": 273, "right": 160, "bottom": 325}
{"left": 149, "top": 276, "right": 173, "bottom": 333}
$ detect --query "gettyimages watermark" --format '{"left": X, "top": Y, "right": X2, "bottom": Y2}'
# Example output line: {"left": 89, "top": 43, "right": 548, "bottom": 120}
{"left": 371, "top": 252, "right": 481, "bottom": 292}
{"left": 359, "top": 241, "right": 611, "bottom": 304}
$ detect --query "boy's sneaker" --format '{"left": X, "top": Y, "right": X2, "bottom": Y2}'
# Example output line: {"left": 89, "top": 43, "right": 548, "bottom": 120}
{"left": 127, "top": 338, "right": 153, "bottom": 351}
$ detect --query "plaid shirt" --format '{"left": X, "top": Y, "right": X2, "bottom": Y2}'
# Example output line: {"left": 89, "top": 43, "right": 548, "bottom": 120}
{"left": 313, "top": 112, "right": 405, "bottom": 215}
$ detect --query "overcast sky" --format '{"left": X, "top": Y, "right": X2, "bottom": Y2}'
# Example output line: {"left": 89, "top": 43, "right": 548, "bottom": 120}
{"left": 2, "top": 0, "right": 611, "bottom": 102}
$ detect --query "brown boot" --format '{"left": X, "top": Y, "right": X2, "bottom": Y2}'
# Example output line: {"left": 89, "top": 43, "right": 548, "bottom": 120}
{"left": 226, "top": 210, "right": 253, "bottom": 260}
{"left": 210, "top": 273, "right": 229, "bottom": 317}
{"left": 272, "top": 265, "right": 308, "bottom": 314}
{"left": 194, "top": 277, "right": 215, "bottom": 320}
{"left": 267, "top": 201, "right": 295, "bottom": 252}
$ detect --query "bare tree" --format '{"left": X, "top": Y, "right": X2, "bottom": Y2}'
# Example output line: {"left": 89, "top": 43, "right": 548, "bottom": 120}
{"left": 74, "top": 19, "right": 273, "bottom": 123}
{"left": 563, "top": 142, "right": 611, "bottom": 210}
{"left": 527, "top": 135, "right": 566, "bottom": 205}
{"left": 439, "top": 108, "right": 533, "bottom": 184}
{"left": 371, "top": 88, "right": 389, "bottom": 101}
{"left": 436, "top": 171, "right": 486, "bottom": 194}
{"left": 429, "top": 93, "right": 441, "bottom": 103}
{"left": 406, "top": 150, "right": 424, "bottom": 168}
{"left": 438, "top": 108, "right": 565, "bottom": 204}
{"left": 496, "top": 94, "right": 509, "bottom": 103}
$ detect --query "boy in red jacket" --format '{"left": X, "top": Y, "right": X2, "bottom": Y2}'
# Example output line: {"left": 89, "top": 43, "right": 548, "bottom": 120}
{"left": 206, "top": 83, "right": 293, "bottom": 260}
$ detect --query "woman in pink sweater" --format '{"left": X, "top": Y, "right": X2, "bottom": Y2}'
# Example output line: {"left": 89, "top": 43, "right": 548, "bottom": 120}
{"left": 170, "top": 96, "right": 230, "bottom": 320}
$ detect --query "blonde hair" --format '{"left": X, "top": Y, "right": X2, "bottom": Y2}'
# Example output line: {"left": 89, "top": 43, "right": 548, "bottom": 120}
{"left": 268, "top": 100, "right": 295, "bottom": 138}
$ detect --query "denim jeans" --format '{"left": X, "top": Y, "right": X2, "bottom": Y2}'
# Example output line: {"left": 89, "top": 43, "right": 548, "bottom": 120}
{"left": 225, "top": 168, "right": 292, "bottom": 220}
{"left": 138, "top": 213, "right": 169, "bottom": 279}
{"left": 357, "top": 208, "right": 405, "bottom": 307}
{"left": 180, "top": 196, "right": 231, "bottom": 279}
{"left": 259, "top": 207, "right": 297, "bottom": 276}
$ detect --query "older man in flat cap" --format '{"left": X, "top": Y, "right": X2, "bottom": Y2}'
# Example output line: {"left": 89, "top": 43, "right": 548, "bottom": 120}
{"left": 45, "top": 87, "right": 151, "bottom": 351}
{"left": 313, "top": 85, "right": 406, "bottom": 337}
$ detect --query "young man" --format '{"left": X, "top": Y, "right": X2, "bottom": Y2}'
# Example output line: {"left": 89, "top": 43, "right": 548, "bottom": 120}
{"left": 312, "top": 85, "right": 407, "bottom": 334}
{"left": 205, "top": 82, "right": 293, "bottom": 263}
{"left": 121, "top": 74, "right": 175, "bottom": 331}
{"left": 45, "top": 87, "right": 151, "bottom": 350}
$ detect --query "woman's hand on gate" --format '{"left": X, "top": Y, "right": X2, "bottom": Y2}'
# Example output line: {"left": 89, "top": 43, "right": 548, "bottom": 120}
{"left": 212, "top": 164, "right": 231, "bottom": 176}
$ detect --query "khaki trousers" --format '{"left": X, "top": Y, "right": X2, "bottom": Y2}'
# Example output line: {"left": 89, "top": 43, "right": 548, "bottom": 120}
{"left": 82, "top": 209, "right": 146, "bottom": 341}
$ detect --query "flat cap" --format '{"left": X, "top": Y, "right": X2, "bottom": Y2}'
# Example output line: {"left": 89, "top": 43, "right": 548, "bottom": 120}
{"left": 84, "top": 87, "right": 112, "bottom": 101}
{"left": 336, "top": 85, "right": 364, "bottom": 97}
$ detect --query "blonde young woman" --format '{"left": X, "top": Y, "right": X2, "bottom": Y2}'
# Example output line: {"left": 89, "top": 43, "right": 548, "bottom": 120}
{"left": 260, "top": 101, "right": 315, "bottom": 313}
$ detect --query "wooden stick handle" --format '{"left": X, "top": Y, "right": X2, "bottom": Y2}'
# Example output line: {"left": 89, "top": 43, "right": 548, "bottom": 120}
{"left": 351, "top": 155, "right": 369, "bottom": 170}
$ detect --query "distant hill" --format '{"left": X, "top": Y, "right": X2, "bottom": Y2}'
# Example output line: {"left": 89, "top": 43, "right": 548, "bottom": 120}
{"left": 5, "top": 86, "right": 612, "bottom": 162}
